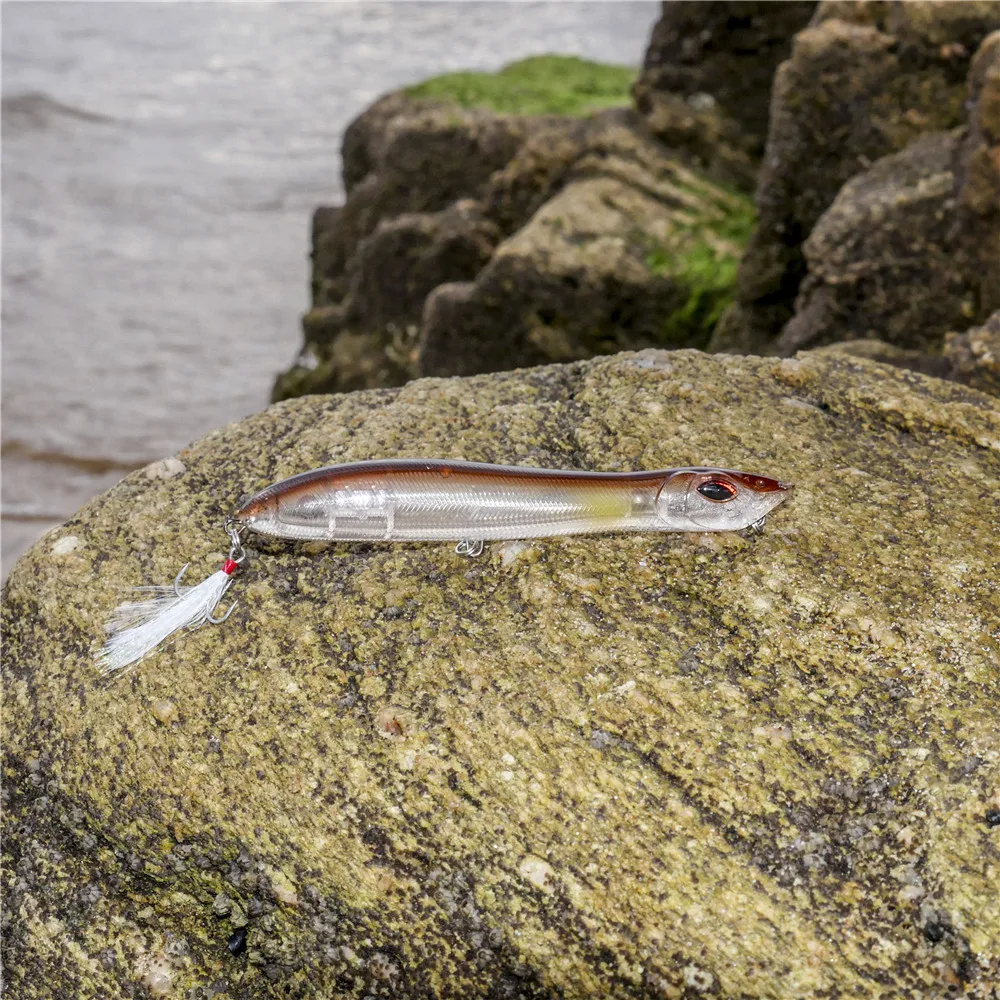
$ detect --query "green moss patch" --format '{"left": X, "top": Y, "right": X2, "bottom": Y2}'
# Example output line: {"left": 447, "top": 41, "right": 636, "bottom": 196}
{"left": 405, "top": 55, "right": 636, "bottom": 117}
{"left": 645, "top": 185, "right": 756, "bottom": 347}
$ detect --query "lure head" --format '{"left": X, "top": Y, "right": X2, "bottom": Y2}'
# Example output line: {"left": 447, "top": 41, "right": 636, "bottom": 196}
{"left": 656, "top": 468, "right": 792, "bottom": 531}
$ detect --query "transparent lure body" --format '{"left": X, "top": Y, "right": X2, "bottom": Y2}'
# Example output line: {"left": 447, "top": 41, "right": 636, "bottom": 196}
{"left": 234, "top": 460, "right": 790, "bottom": 542}
{"left": 99, "top": 461, "right": 791, "bottom": 672}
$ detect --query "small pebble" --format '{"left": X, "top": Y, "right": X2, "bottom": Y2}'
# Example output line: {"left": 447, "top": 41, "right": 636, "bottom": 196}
{"left": 51, "top": 535, "right": 80, "bottom": 556}
{"left": 150, "top": 700, "right": 177, "bottom": 725}
{"left": 143, "top": 457, "right": 186, "bottom": 480}
{"left": 227, "top": 927, "right": 247, "bottom": 957}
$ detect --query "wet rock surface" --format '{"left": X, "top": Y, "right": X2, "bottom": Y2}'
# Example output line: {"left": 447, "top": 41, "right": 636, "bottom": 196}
{"left": 275, "top": 58, "right": 756, "bottom": 401}
{"left": 715, "top": 1, "right": 1000, "bottom": 354}
{"left": 418, "top": 121, "right": 754, "bottom": 378}
{"left": 4, "top": 349, "right": 1000, "bottom": 998}
{"left": 632, "top": 0, "right": 816, "bottom": 190}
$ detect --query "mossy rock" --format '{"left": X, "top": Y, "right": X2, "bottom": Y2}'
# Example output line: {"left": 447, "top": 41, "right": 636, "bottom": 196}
{"left": 4, "top": 350, "right": 1000, "bottom": 997}
{"left": 405, "top": 55, "right": 636, "bottom": 118}
{"left": 645, "top": 183, "right": 756, "bottom": 345}
{"left": 282, "top": 59, "right": 756, "bottom": 403}
{"left": 419, "top": 123, "right": 757, "bottom": 378}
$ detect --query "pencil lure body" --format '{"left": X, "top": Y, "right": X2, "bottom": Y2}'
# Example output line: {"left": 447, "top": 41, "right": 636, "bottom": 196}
{"left": 235, "top": 459, "right": 791, "bottom": 541}
{"left": 99, "top": 460, "right": 790, "bottom": 673}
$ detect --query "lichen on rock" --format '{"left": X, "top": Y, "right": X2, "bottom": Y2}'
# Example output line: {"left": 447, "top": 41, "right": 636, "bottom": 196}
{"left": 3, "top": 349, "right": 999, "bottom": 997}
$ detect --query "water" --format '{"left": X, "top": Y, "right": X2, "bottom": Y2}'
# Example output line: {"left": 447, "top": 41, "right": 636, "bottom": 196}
{"left": 2, "top": 1, "right": 658, "bottom": 578}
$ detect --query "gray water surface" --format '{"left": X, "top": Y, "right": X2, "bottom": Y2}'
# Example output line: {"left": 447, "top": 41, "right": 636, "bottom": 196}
{"left": 2, "top": 1, "right": 658, "bottom": 576}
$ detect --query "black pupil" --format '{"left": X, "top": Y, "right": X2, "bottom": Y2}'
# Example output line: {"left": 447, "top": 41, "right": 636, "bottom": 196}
{"left": 697, "top": 480, "right": 736, "bottom": 502}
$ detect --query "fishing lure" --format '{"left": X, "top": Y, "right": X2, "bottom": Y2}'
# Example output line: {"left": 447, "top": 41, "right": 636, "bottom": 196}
{"left": 98, "top": 459, "right": 791, "bottom": 674}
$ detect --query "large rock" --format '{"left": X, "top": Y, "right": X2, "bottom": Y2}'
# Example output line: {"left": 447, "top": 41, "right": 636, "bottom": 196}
{"left": 287, "top": 112, "right": 755, "bottom": 394}
{"left": 419, "top": 123, "right": 754, "bottom": 376}
{"left": 4, "top": 349, "right": 1000, "bottom": 998}
{"left": 633, "top": 1, "right": 816, "bottom": 189}
{"left": 945, "top": 309, "right": 1000, "bottom": 395}
{"left": 278, "top": 58, "right": 757, "bottom": 401}
{"left": 774, "top": 29, "right": 1000, "bottom": 355}
{"left": 715, "top": 1, "right": 1000, "bottom": 353}
{"left": 775, "top": 131, "right": 974, "bottom": 353}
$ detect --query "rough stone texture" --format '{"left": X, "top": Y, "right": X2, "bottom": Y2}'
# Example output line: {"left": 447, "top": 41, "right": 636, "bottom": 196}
{"left": 351, "top": 201, "right": 500, "bottom": 333}
{"left": 4, "top": 349, "right": 1000, "bottom": 998}
{"left": 775, "top": 131, "right": 976, "bottom": 353}
{"left": 482, "top": 109, "right": 641, "bottom": 238}
{"left": 714, "top": 1, "right": 1000, "bottom": 353}
{"left": 774, "top": 28, "right": 1000, "bottom": 356}
{"left": 281, "top": 103, "right": 754, "bottom": 398}
{"left": 419, "top": 123, "right": 753, "bottom": 378}
{"left": 945, "top": 310, "right": 1000, "bottom": 395}
{"left": 632, "top": 1, "right": 816, "bottom": 190}
{"left": 313, "top": 94, "right": 541, "bottom": 310}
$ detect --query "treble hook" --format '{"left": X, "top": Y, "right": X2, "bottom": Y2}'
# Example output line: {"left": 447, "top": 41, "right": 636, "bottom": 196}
{"left": 207, "top": 599, "right": 239, "bottom": 625}
{"left": 172, "top": 562, "right": 238, "bottom": 623}
{"left": 206, "top": 518, "right": 247, "bottom": 623}
{"left": 173, "top": 563, "right": 191, "bottom": 597}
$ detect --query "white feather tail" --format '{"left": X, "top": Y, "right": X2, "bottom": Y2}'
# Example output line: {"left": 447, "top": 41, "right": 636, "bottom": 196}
{"left": 98, "top": 568, "right": 235, "bottom": 675}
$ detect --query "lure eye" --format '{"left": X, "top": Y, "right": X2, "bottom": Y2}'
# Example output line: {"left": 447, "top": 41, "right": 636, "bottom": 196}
{"left": 697, "top": 479, "right": 738, "bottom": 503}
